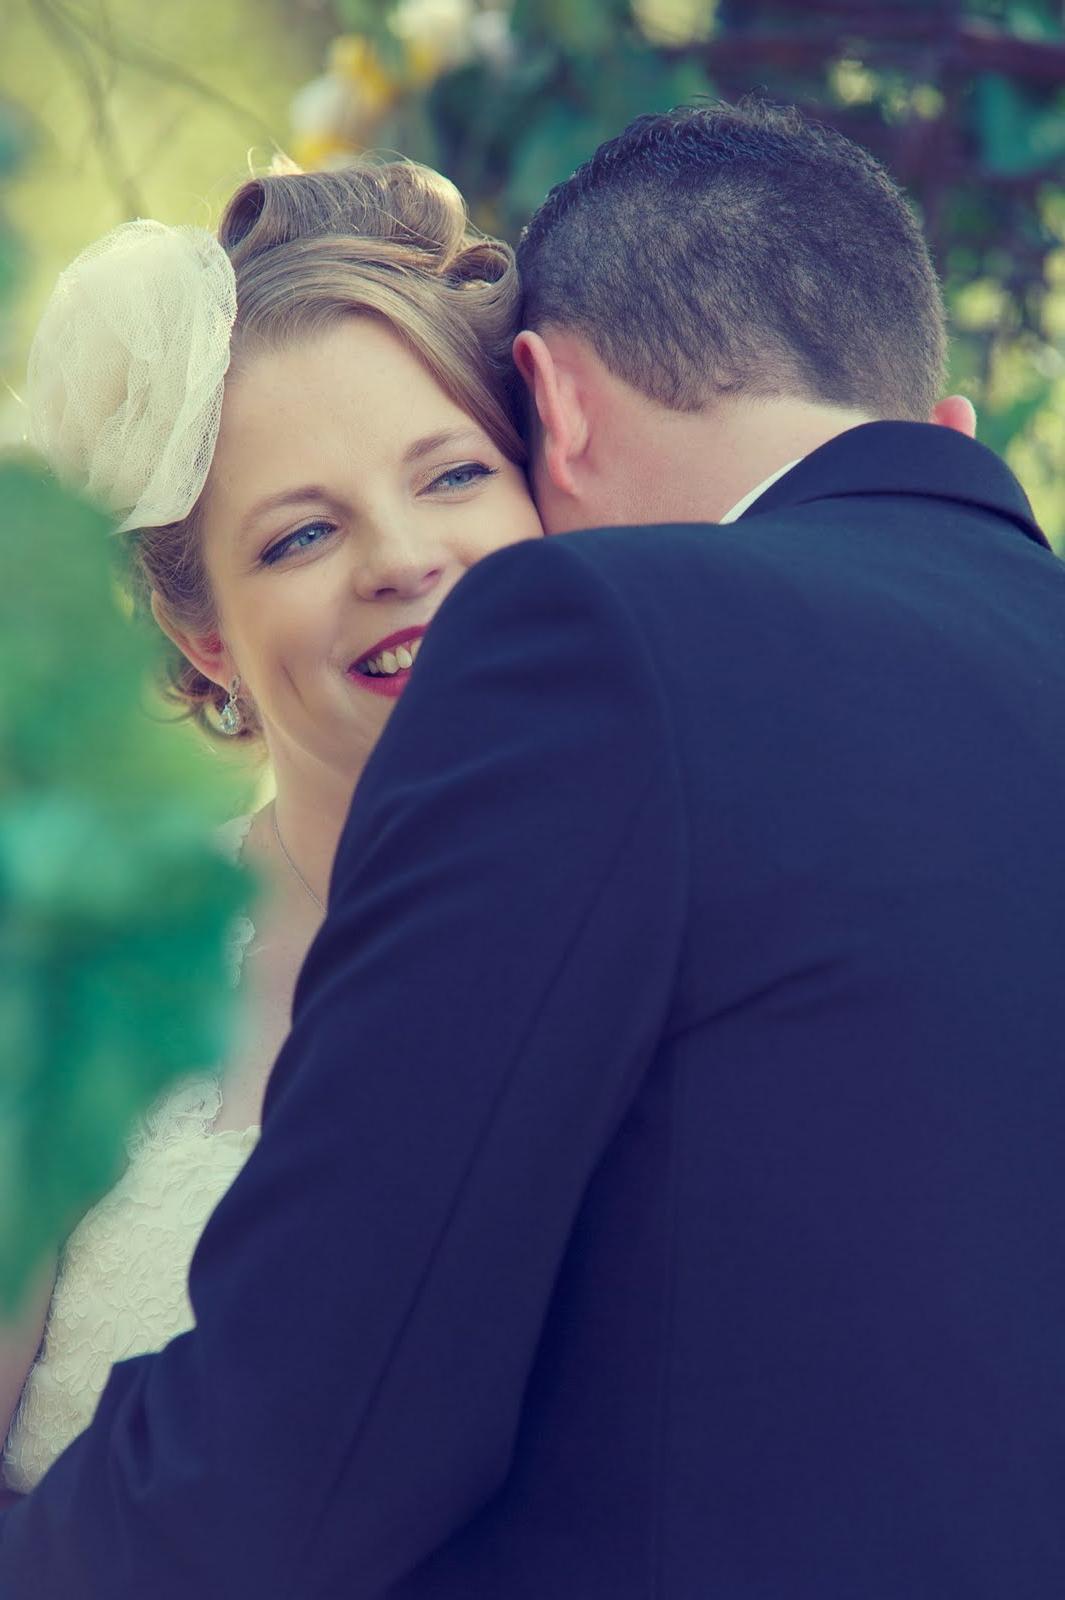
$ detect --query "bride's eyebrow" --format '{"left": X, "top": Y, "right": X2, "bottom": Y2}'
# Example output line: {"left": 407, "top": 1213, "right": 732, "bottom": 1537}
{"left": 404, "top": 426, "right": 485, "bottom": 464}
{"left": 241, "top": 486, "right": 337, "bottom": 534}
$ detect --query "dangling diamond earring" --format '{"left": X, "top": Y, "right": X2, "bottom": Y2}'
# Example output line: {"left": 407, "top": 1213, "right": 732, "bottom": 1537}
{"left": 219, "top": 675, "right": 243, "bottom": 736}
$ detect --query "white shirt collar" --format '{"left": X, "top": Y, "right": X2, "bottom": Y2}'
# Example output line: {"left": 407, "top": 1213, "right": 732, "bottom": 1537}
{"left": 719, "top": 459, "right": 802, "bottom": 524}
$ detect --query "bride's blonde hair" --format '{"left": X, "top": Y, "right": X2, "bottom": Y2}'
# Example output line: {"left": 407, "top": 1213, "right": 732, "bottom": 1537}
{"left": 132, "top": 158, "right": 525, "bottom": 743}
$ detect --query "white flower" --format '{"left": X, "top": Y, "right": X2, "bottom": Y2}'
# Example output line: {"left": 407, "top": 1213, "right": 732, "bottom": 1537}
{"left": 290, "top": 74, "right": 352, "bottom": 137}
{"left": 389, "top": 0, "right": 475, "bottom": 70}
{"left": 470, "top": 8, "right": 516, "bottom": 72}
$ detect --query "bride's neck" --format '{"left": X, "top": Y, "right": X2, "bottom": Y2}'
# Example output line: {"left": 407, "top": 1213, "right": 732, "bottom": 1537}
{"left": 265, "top": 751, "right": 361, "bottom": 914}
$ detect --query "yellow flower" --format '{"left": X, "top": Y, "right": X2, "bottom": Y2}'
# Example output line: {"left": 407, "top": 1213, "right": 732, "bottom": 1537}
{"left": 329, "top": 35, "right": 397, "bottom": 122}
{"left": 403, "top": 35, "right": 445, "bottom": 88}
{"left": 290, "top": 132, "right": 361, "bottom": 173}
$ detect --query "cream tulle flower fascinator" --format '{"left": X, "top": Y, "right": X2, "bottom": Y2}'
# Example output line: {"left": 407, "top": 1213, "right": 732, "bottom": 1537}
{"left": 27, "top": 220, "right": 238, "bottom": 534}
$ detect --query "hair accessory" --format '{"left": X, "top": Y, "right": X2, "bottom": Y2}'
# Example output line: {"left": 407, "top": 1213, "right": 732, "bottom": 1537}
{"left": 27, "top": 220, "right": 238, "bottom": 534}
{"left": 219, "top": 676, "right": 243, "bottom": 737}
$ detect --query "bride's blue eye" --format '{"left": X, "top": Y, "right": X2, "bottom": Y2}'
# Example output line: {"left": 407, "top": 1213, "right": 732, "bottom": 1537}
{"left": 263, "top": 521, "right": 334, "bottom": 565}
{"left": 428, "top": 463, "right": 497, "bottom": 493}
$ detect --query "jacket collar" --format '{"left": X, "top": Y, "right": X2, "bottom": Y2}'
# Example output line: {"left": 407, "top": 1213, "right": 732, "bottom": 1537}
{"left": 741, "top": 421, "right": 1051, "bottom": 551}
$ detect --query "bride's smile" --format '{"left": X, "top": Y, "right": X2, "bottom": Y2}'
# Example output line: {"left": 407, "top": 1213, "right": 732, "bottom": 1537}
{"left": 347, "top": 624, "right": 428, "bottom": 696}
{"left": 191, "top": 315, "right": 542, "bottom": 779}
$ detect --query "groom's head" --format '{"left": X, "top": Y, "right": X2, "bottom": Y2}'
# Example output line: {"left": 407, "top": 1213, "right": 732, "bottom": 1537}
{"left": 514, "top": 100, "right": 970, "bottom": 532}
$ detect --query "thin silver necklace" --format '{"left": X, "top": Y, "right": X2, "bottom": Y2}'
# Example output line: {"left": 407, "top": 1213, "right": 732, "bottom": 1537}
{"left": 271, "top": 804, "right": 325, "bottom": 913}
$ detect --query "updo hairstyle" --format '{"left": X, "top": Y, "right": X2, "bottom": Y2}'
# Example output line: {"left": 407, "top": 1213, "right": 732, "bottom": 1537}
{"left": 129, "top": 159, "right": 526, "bottom": 744}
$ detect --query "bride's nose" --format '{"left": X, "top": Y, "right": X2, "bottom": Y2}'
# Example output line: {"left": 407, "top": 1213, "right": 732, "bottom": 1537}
{"left": 351, "top": 527, "right": 447, "bottom": 603}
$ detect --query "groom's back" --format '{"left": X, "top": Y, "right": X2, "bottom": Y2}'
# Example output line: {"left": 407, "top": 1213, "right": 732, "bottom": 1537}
{"left": 621, "top": 438, "right": 1065, "bottom": 1597}
{"left": 397, "top": 98, "right": 1065, "bottom": 1599}
{"left": 400, "top": 422, "right": 1065, "bottom": 1598}
{"left": 596, "top": 434, "right": 1064, "bottom": 1598}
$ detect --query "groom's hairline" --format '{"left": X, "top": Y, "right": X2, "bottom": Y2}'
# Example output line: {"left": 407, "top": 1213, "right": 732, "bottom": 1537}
{"left": 516, "top": 102, "right": 946, "bottom": 423}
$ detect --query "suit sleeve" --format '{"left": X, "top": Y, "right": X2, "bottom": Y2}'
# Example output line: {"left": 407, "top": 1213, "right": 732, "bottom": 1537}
{"left": 0, "top": 534, "right": 688, "bottom": 1598}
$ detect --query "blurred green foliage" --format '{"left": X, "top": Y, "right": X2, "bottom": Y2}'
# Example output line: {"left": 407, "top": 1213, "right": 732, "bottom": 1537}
{"left": 0, "top": 102, "right": 26, "bottom": 335}
{"left": 0, "top": 111, "right": 251, "bottom": 1308}
{"left": 0, "top": 460, "right": 252, "bottom": 1311}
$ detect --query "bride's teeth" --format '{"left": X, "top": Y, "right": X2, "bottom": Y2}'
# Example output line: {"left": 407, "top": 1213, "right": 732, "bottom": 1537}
{"left": 355, "top": 637, "right": 424, "bottom": 678}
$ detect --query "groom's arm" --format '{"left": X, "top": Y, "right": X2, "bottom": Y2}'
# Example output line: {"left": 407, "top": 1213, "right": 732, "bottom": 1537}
{"left": 0, "top": 533, "right": 687, "bottom": 1597}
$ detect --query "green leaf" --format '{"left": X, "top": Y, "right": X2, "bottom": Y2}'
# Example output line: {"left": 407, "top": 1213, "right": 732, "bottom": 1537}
{"left": 976, "top": 381, "right": 1054, "bottom": 458}
{"left": 506, "top": 42, "right": 712, "bottom": 223}
{"left": 570, "top": 39, "right": 711, "bottom": 128}
{"left": 1001, "top": 0, "right": 1065, "bottom": 43}
{"left": 508, "top": 102, "right": 607, "bottom": 221}
{"left": 333, "top": 0, "right": 391, "bottom": 33}
{"left": 975, "top": 74, "right": 1065, "bottom": 177}
{"left": 510, "top": 0, "right": 624, "bottom": 53}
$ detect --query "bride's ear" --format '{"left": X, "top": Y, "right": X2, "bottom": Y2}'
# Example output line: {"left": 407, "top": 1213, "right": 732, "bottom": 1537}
{"left": 149, "top": 590, "right": 234, "bottom": 691}
{"left": 512, "top": 330, "right": 587, "bottom": 497}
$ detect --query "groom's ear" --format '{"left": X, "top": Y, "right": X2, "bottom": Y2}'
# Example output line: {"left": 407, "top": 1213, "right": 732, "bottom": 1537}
{"left": 930, "top": 394, "right": 977, "bottom": 438}
{"left": 512, "top": 330, "right": 588, "bottom": 498}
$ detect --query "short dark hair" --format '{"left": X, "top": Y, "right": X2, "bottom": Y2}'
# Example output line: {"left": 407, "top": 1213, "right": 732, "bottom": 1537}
{"left": 517, "top": 99, "right": 946, "bottom": 420}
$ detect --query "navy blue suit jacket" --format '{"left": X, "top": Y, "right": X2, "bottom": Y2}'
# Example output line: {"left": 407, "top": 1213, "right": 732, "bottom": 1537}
{"left": 4, "top": 422, "right": 1065, "bottom": 1597}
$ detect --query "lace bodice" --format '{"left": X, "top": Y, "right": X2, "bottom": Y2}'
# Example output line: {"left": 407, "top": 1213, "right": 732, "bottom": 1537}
{"left": 3, "top": 815, "right": 260, "bottom": 1493}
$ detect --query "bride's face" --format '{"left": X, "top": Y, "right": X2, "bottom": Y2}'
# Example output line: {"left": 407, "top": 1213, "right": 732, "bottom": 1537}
{"left": 195, "top": 316, "right": 543, "bottom": 779}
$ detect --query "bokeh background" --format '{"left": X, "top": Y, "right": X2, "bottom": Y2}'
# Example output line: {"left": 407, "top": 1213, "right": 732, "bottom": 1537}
{"left": 2, "top": 0, "right": 1065, "bottom": 542}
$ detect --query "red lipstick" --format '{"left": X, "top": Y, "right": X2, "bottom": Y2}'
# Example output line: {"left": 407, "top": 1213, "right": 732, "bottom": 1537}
{"left": 350, "top": 624, "right": 428, "bottom": 669}
{"left": 347, "top": 624, "right": 428, "bottom": 698}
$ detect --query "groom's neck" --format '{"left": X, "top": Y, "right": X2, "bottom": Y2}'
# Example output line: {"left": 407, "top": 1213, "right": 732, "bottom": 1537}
{"left": 564, "top": 381, "right": 879, "bottom": 531}
{"left": 696, "top": 397, "right": 880, "bottom": 522}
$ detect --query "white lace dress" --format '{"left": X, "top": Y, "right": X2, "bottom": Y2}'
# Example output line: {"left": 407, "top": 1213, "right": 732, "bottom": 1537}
{"left": 2, "top": 816, "right": 260, "bottom": 1492}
